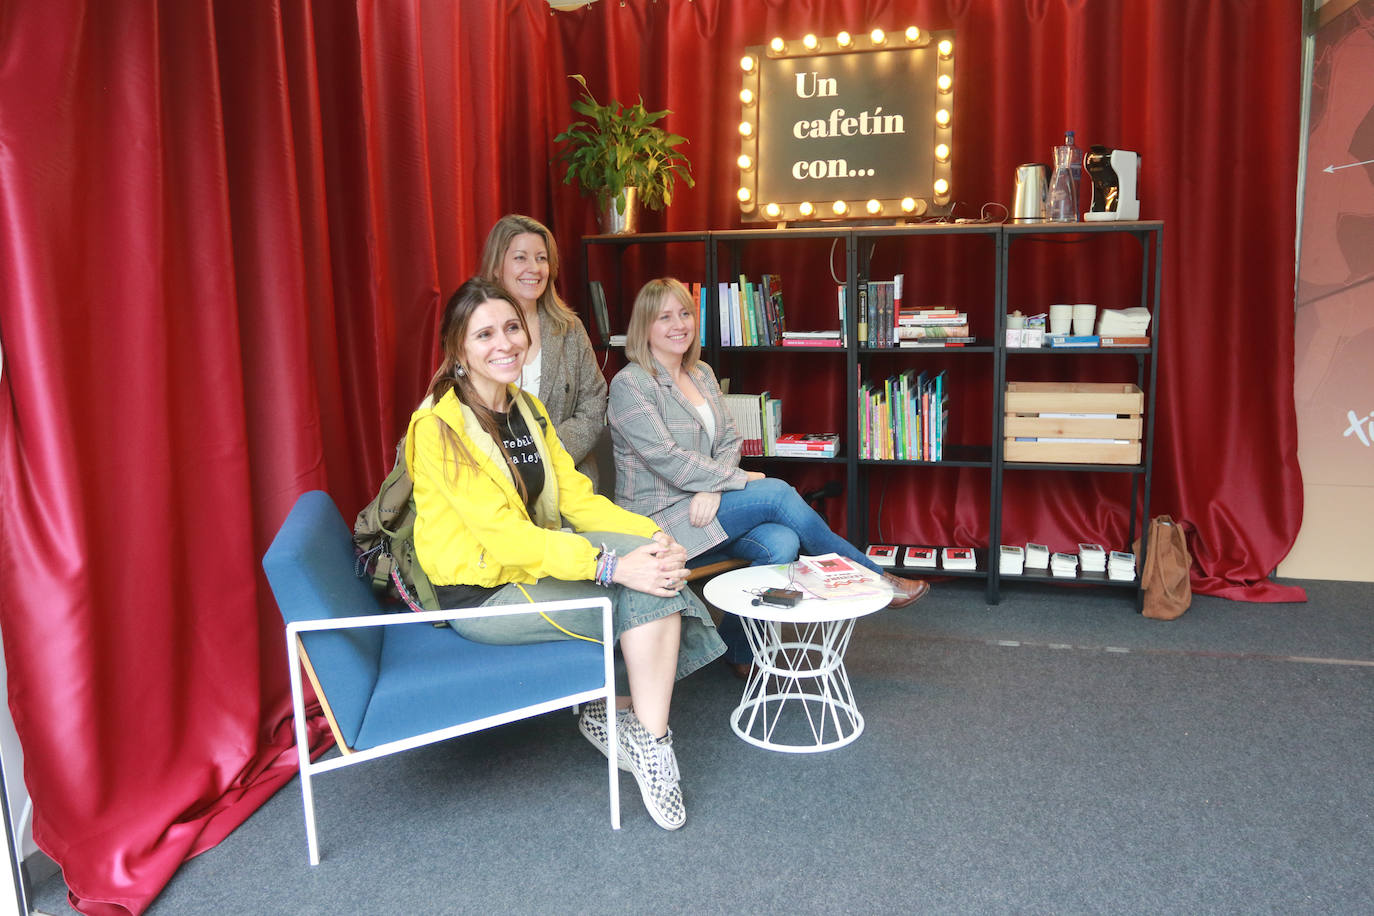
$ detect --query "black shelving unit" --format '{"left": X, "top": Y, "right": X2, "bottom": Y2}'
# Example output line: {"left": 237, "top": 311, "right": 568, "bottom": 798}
{"left": 581, "top": 220, "right": 1162, "bottom": 609}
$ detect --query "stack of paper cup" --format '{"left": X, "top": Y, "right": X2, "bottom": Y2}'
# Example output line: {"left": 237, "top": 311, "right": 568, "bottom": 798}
{"left": 1048, "top": 304, "right": 1073, "bottom": 336}
{"left": 1072, "top": 303, "right": 1096, "bottom": 335}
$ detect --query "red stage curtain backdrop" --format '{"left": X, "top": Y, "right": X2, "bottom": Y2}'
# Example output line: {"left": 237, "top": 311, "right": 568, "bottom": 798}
{"left": 0, "top": 1, "right": 1303, "bottom": 913}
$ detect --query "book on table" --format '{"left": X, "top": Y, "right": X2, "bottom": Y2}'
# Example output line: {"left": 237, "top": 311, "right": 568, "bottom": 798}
{"left": 774, "top": 432, "right": 839, "bottom": 457}
{"left": 793, "top": 552, "right": 888, "bottom": 600}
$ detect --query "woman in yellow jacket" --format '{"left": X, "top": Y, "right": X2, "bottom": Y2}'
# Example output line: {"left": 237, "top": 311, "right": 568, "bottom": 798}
{"left": 406, "top": 277, "right": 723, "bottom": 831}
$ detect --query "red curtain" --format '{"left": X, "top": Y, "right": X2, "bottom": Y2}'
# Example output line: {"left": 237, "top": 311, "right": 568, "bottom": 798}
{"left": 0, "top": 1, "right": 1304, "bottom": 913}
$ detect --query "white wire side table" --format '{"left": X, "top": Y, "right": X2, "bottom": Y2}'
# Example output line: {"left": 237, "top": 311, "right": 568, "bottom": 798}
{"left": 703, "top": 564, "right": 891, "bottom": 753}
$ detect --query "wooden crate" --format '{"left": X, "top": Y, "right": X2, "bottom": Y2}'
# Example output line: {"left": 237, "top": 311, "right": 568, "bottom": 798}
{"left": 1004, "top": 381, "right": 1143, "bottom": 465}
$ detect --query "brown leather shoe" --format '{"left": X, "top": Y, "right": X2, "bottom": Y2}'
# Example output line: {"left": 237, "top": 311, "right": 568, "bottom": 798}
{"left": 882, "top": 573, "right": 930, "bottom": 608}
{"left": 725, "top": 660, "right": 754, "bottom": 680}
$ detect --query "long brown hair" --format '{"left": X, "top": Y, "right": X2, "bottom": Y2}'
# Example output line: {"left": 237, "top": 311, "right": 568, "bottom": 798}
{"left": 478, "top": 213, "right": 580, "bottom": 335}
{"left": 425, "top": 277, "right": 533, "bottom": 500}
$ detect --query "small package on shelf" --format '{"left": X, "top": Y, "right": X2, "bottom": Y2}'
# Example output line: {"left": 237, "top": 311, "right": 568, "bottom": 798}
{"left": 1024, "top": 542, "right": 1050, "bottom": 569}
{"left": 1050, "top": 552, "right": 1079, "bottom": 577}
{"left": 999, "top": 545, "right": 1025, "bottom": 575}
{"left": 865, "top": 544, "right": 899, "bottom": 567}
{"left": 902, "top": 546, "right": 937, "bottom": 569}
{"left": 1108, "top": 550, "right": 1137, "bottom": 581}
{"left": 942, "top": 547, "right": 977, "bottom": 570}
{"left": 1078, "top": 543, "right": 1107, "bottom": 572}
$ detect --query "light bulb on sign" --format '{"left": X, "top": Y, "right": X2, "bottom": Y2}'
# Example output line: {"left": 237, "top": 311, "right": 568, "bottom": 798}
{"left": 737, "top": 154, "right": 753, "bottom": 171}
{"left": 798, "top": 201, "right": 814, "bottom": 217}
{"left": 769, "top": 37, "right": 785, "bottom": 54}
{"left": 803, "top": 34, "right": 818, "bottom": 50}
{"left": 738, "top": 121, "right": 753, "bottom": 137}
{"left": 740, "top": 55, "right": 755, "bottom": 72}
{"left": 737, "top": 187, "right": 751, "bottom": 203}
{"left": 933, "top": 179, "right": 949, "bottom": 195}
{"left": 935, "top": 109, "right": 950, "bottom": 127}
{"left": 935, "top": 143, "right": 950, "bottom": 162}
{"left": 832, "top": 200, "right": 848, "bottom": 215}
{"left": 937, "top": 74, "right": 952, "bottom": 92}
{"left": 739, "top": 88, "right": 754, "bottom": 106}
{"left": 901, "top": 197, "right": 917, "bottom": 213}
{"left": 905, "top": 27, "right": 920, "bottom": 43}
{"left": 938, "top": 39, "right": 953, "bottom": 58}
{"left": 870, "top": 28, "right": 886, "bottom": 46}
{"left": 836, "top": 31, "right": 852, "bottom": 48}
{"left": 866, "top": 199, "right": 883, "bottom": 215}
{"left": 764, "top": 203, "right": 781, "bottom": 219}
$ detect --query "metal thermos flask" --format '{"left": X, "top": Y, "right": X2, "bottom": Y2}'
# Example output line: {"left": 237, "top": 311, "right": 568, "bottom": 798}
{"left": 1013, "top": 163, "right": 1048, "bottom": 222}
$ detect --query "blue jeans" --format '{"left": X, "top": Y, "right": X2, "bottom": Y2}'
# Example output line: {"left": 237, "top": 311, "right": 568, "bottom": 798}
{"left": 690, "top": 478, "right": 882, "bottom": 662}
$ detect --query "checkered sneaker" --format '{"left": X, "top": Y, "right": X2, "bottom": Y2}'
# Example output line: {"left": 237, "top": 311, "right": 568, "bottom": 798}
{"left": 617, "top": 712, "right": 685, "bottom": 831}
{"left": 577, "top": 699, "right": 631, "bottom": 771}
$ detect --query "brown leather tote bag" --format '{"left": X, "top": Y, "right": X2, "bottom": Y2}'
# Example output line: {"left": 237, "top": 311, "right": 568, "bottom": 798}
{"left": 1133, "top": 515, "right": 1193, "bottom": 620}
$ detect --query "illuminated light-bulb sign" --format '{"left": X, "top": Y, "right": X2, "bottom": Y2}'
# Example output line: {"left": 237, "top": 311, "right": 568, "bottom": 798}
{"left": 737, "top": 26, "right": 955, "bottom": 223}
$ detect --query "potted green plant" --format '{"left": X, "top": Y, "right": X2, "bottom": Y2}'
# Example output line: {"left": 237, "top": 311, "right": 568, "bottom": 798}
{"left": 554, "top": 74, "right": 695, "bottom": 233}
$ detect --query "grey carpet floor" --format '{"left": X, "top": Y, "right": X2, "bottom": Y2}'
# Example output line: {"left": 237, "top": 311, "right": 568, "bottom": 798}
{"left": 32, "top": 578, "right": 1374, "bottom": 915}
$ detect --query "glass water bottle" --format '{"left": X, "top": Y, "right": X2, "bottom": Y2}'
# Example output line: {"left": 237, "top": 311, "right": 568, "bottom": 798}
{"left": 1047, "top": 137, "right": 1079, "bottom": 222}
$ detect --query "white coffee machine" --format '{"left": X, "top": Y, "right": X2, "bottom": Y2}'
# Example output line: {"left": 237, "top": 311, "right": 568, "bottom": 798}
{"left": 1083, "top": 145, "right": 1140, "bottom": 221}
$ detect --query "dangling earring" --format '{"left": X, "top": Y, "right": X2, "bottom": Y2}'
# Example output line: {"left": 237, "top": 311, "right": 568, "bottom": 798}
{"left": 454, "top": 364, "right": 466, "bottom": 378}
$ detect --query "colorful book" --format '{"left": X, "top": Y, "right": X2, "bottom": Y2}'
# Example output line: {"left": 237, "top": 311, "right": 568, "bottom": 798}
{"left": 865, "top": 544, "right": 899, "bottom": 567}
{"left": 902, "top": 546, "right": 938, "bottom": 568}
{"left": 941, "top": 547, "right": 977, "bottom": 570}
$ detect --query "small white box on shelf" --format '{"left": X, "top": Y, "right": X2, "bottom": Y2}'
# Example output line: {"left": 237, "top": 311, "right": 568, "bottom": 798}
{"left": 1108, "top": 550, "right": 1137, "bottom": 581}
{"left": 1024, "top": 542, "right": 1050, "bottom": 569}
{"left": 865, "top": 544, "right": 898, "bottom": 567}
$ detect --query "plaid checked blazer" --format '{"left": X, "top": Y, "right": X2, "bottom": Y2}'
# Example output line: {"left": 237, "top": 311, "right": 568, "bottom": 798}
{"left": 607, "top": 359, "right": 751, "bottom": 559}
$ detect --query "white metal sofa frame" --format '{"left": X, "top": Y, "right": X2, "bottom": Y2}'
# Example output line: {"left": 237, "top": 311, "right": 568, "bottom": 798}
{"left": 263, "top": 490, "right": 620, "bottom": 865}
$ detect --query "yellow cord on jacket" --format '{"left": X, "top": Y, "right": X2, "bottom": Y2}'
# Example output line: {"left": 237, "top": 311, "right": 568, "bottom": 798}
{"left": 514, "top": 583, "right": 604, "bottom": 644}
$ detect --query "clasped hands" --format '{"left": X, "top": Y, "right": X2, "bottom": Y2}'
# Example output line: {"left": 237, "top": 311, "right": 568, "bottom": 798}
{"left": 615, "top": 530, "right": 691, "bottom": 596}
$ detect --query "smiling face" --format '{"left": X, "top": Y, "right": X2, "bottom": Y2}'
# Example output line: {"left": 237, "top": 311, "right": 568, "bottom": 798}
{"left": 499, "top": 232, "right": 550, "bottom": 310}
{"left": 462, "top": 298, "right": 528, "bottom": 408}
{"left": 646, "top": 290, "right": 697, "bottom": 367}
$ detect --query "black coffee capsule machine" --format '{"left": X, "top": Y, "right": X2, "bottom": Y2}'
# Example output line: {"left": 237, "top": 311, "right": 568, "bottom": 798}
{"left": 1083, "top": 145, "right": 1141, "bottom": 221}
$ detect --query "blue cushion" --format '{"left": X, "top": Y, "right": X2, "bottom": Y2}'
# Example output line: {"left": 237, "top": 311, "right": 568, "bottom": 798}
{"left": 263, "top": 491, "right": 385, "bottom": 747}
{"left": 355, "top": 623, "right": 605, "bottom": 751}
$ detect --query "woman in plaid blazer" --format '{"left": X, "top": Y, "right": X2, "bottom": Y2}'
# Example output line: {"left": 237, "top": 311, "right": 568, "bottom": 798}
{"left": 607, "top": 279, "right": 930, "bottom": 669}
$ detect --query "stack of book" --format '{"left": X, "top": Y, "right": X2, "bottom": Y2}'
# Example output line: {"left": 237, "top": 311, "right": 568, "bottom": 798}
{"left": 719, "top": 274, "right": 786, "bottom": 346}
{"left": 1025, "top": 542, "right": 1050, "bottom": 569}
{"left": 999, "top": 545, "right": 1025, "bottom": 575}
{"left": 903, "top": 546, "right": 937, "bottom": 569}
{"left": 1078, "top": 543, "right": 1107, "bottom": 573}
{"left": 1050, "top": 552, "right": 1079, "bottom": 577}
{"left": 858, "top": 369, "right": 948, "bottom": 461}
{"left": 794, "top": 552, "right": 887, "bottom": 600}
{"left": 773, "top": 432, "right": 839, "bottom": 458}
{"left": 781, "top": 329, "right": 842, "bottom": 348}
{"left": 1108, "top": 550, "right": 1136, "bottom": 581}
{"left": 1097, "top": 307, "right": 1151, "bottom": 347}
{"left": 895, "top": 306, "right": 972, "bottom": 349}
{"left": 865, "top": 545, "right": 899, "bottom": 567}
{"left": 942, "top": 547, "right": 976, "bottom": 570}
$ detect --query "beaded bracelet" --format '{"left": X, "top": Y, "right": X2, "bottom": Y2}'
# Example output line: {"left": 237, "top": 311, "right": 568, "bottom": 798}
{"left": 594, "top": 545, "right": 618, "bottom": 588}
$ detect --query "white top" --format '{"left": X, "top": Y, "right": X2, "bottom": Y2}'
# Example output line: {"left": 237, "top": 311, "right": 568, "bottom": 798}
{"left": 694, "top": 401, "right": 716, "bottom": 441}
{"left": 520, "top": 347, "right": 543, "bottom": 398}
{"left": 703, "top": 564, "right": 891, "bottom": 624}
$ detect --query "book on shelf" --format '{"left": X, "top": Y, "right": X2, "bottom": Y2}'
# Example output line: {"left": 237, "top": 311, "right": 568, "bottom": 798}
{"left": 999, "top": 544, "right": 1025, "bottom": 575}
{"left": 897, "top": 339, "right": 973, "bottom": 348}
{"left": 783, "top": 329, "right": 841, "bottom": 339}
{"left": 1050, "top": 552, "right": 1079, "bottom": 577}
{"left": 718, "top": 282, "right": 733, "bottom": 346}
{"left": 721, "top": 393, "right": 764, "bottom": 456}
{"left": 1078, "top": 543, "right": 1107, "bottom": 572}
{"left": 1047, "top": 335, "right": 1101, "bottom": 348}
{"left": 695, "top": 282, "right": 706, "bottom": 348}
{"left": 856, "top": 283, "right": 869, "bottom": 347}
{"left": 1024, "top": 542, "right": 1050, "bottom": 569}
{"left": 774, "top": 432, "right": 839, "bottom": 457}
{"left": 1108, "top": 550, "right": 1136, "bottom": 580}
{"left": 941, "top": 547, "right": 977, "bottom": 570}
{"left": 588, "top": 280, "right": 611, "bottom": 346}
{"left": 865, "top": 544, "right": 899, "bottom": 567}
{"left": 1098, "top": 336, "right": 1151, "bottom": 348}
{"left": 895, "top": 324, "right": 970, "bottom": 340}
{"left": 898, "top": 310, "right": 967, "bottom": 327}
{"left": 781, "top": 337, "right": 844, "bottom": 348}
{"left": 793, "top": 552, "right": 887, "bottom": 600}
{"left": 902, "top": 546, "right": 937, "bottom": 569}
{"left": 858, "top": 368, "right": 947, "bottom": 460}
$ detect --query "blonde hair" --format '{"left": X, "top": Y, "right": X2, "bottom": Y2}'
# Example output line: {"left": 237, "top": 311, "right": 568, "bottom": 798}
{"left": 478, "top": 214, "right": 579, "bottom": 335}
{"left": 624, "top": 278, "right": 701, "bottom": 373}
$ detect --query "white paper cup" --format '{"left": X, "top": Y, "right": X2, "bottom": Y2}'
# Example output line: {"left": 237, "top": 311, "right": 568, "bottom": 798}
{"left": 1049, "top": 304, "right": 1072, "bottom": 336}
{"left": 1072, "top": 303, "right": 1096, "bottom": 336}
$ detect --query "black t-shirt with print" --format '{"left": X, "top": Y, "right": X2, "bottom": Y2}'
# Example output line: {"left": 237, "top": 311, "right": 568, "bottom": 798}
{"left": 433, "top": 405, "right": 546, "bottom": 610}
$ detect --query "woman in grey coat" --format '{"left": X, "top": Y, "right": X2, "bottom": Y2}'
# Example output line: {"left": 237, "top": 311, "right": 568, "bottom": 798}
{"left": 479, "top": 214, "right": 608, "bottom": 489}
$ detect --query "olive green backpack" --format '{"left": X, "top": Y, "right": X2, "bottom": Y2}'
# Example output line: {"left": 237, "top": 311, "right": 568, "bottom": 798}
{"left": 352, "top": 391, "right": 545, "bottom": 611}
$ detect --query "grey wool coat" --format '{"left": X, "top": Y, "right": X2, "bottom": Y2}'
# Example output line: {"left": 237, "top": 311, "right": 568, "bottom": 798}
{"left": 606, "top": 359, "right": 751, "bottom": 559}
{"left": 533, "top": 311, "right": 607, "bottom": 490}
